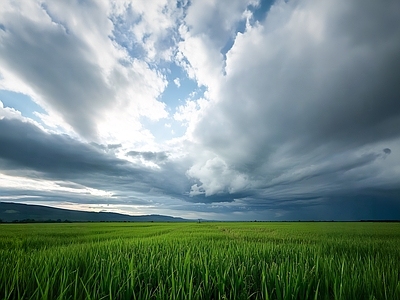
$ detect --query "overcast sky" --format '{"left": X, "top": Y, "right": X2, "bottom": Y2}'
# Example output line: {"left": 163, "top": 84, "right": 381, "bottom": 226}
{"left": 0, "top": 0, "right": 399, "bottom": 221}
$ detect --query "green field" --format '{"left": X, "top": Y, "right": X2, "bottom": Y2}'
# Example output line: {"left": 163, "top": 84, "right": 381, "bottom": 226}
{"left": 0, "top": 222, "right": 399, "bottom": 300}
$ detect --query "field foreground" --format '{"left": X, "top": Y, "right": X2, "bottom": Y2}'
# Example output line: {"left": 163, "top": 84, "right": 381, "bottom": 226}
{"left": 0, "top": 222, "right": 399, "bottom": 299}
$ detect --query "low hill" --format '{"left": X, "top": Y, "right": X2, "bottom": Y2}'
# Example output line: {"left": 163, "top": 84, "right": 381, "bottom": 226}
{"left": 0, "top": 202, "right": 190, "bottom": 222}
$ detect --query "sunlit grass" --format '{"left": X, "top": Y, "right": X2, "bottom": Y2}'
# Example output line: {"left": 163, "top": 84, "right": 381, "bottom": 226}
{"left": 1, "top": 222, "right": 399, "bottom": 299}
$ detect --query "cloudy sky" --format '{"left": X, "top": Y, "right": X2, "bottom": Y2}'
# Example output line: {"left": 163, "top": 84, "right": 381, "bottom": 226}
{"left": 0, "top": 0, "right": 399, "bottom": 221}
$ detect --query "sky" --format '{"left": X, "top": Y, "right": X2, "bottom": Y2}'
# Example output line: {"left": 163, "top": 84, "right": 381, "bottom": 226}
{"left": 0, "top": 0, "right": 400, "bottom": 221}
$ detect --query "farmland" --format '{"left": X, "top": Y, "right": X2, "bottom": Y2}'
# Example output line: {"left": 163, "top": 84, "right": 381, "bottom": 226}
{"left": 0, "top": 222, "right": 399, "bottom": 299}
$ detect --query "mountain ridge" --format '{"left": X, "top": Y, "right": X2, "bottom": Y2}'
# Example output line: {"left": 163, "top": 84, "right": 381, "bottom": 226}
{"left": 0, "top": 202, "right": 191, "bottom": 222}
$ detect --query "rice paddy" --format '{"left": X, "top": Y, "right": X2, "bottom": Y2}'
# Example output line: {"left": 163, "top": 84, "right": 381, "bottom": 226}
{"left": 0, "top": 222, "right": 399, "bottom": 299}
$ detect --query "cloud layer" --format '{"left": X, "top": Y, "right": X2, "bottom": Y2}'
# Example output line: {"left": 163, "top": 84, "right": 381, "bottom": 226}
{"left": 186, "top": 0, "right": 400, "bottom": 199}
{"left": 0, "top": 0, "right": 399, "bottom": 220}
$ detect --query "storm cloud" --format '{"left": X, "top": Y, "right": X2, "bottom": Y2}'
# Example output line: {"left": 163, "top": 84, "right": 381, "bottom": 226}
{"left": 186, "top": 0, "right": 400, "bottom": 202}
{"left": 0, "top": 118, "right": 192, "bottom": 203}
{"left": 127, "top": 151, "right": 169, "bottom": 164}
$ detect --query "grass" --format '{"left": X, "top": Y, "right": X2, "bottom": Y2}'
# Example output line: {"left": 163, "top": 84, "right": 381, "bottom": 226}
{"left": 0, "top": 222, "right": 399, "bottom": 299}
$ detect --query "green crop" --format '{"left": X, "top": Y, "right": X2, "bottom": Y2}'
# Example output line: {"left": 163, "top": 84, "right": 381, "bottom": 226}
{"left": 0, "top": 222, "right": 399, "bottom": 299}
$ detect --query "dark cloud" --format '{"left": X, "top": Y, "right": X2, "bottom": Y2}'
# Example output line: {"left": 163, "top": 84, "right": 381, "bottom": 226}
{"left": 127, "top": 150, "right": 169, "bottom": 163}
{"left": 0, "top": 119, "right": 124, "bottom": 176}
{"left": 172, "top": 0, "right": 400, "bottom": 222}
{"left": 108, "top": 144, "right": 122, "bottom": 149}
{"left": 0, "top": 118, "right": 191, "bottom": 200}
{"left": 279, "top": 193, "right": 400, "bottom": 221}
{"left": 187, "top": 0, "right": 400, "bottom": 201}
{"left": 383, "top": 148, "right": 391, "bottom": 155}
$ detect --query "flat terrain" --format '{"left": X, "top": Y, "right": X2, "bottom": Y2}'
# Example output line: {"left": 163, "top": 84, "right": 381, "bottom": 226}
{"left": 0, "top": 222, "right": 399, "bottom": 299}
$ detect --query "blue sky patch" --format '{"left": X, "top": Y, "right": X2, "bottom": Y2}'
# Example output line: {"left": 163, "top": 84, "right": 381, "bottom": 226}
{"left": 0, "top": 90, "right": 46, "bottom": 122}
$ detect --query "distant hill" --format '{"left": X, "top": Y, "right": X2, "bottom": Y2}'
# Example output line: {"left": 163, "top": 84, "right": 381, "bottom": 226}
{"left": 0, "top": 202, "right": 190, "bottom": 222}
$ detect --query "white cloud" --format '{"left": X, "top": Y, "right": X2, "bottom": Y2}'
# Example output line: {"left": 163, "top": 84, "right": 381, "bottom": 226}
{"left": 187, "top": 156, "right": 250, "bottom": 196}
{"left": 176, "top": 0, "right": 258, "bottom": 92}
{"left": 177, "top": 29, "right": 224, "bottom": 90}
{"left": 184, "top": 0, "right": 258, "bottom": 45}
{"left": 0, "top": 0, "right": 169, "bottom": 144}
{"left": 173, "top": 78, "right": 180, "bottom": 87}
{"left": 174, "top": 98, "right": 210, "bottom": 141}
{"left": 174, "top": 99, "right": 203, "bottom": 124}
{"left": 33, "top": 111, "right": 74, "bottom": 134}
{"left": 0, "top": 173, "right": 113, "bottom": 198}
{"left": 0, "top": 100, "right": 50, "bottom": 132}
{"left": 0, "top": 101, "right": 22, "bottom": 120}
{"left": 111, "top": 0, "right": 182, "bottom": 62}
